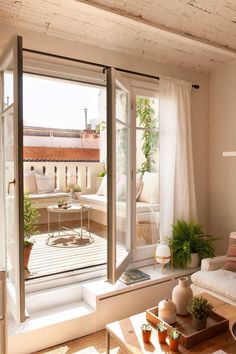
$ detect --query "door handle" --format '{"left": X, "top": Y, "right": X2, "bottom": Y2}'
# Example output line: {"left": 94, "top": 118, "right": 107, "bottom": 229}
{"left": 7, "top": 178, "right": 16, "bottom": 194}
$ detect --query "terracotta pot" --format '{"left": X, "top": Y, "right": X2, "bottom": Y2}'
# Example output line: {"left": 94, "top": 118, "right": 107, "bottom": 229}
{"left": 142, "top": 330, "right": 152, "bottom": 343}
{"left": 169, "top": 338, "right": 179, "bottom": 352}
{"left": 158, "top": 299, "right": 176, "bottom": 324}
{"left": 24, "top": 244, "right": 33, "bottom": 270}
{"left": 192, "top": 316, "right": 207, "bottom": 331}
{"left": 157, "top": 330, "right": 167, "bottom": 344}
{"left": 172, "top": 277, "right": 193, "bottom": 315}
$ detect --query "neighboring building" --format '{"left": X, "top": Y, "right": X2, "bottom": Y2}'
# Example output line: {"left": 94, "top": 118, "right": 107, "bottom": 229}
{"left": 23, "top": 126, "right": 101, "bottom": 161}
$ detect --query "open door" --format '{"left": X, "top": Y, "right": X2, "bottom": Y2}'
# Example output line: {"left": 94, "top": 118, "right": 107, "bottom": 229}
{"left": 107, "top": 68, "right": 132, "bottom": 284}
{"left": 0, "top": 36, "right": 25, "bottom": 323}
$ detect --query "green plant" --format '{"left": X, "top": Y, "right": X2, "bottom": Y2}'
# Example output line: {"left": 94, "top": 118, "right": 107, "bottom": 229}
{"left": 141, "top": 323, "right": 152, "bottom": 332}
{"left": 187, "top": 296, "right": 213, "bottom": 320}
{"left": 168, "top": 219, "right": 217, "bottom": 268}
{"left": 73, "top": 184, "right": 82, "bottom": 192}
{"left": 136, "top": 97, "right": 158, "bottom": 174}
{"left": 157, "top": 322, "right": 167, "bottom": 332}
{"left": 98, "top": 171, "right": 106, "bottom": 177}
{"left": 24, "top": 193, "right": 40, "bottom": 247}
{"left": 96, "top": 120, "right": 106, "bottom": 133}
{"left": 168, "top": 328, "right": 180, "bottom": 340}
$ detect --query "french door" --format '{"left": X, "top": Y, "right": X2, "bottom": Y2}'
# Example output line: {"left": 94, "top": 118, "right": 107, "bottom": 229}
{"left": 107, "top": 68, "right": 132, "bottom": 283}
{"left": 0, "top": 36, "right": 25, "bottom": 323}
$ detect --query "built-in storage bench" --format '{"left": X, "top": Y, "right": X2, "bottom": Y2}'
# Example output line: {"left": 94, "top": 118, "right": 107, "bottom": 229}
{"left": 9, "top": 266, "right": 198, "bottom": 354}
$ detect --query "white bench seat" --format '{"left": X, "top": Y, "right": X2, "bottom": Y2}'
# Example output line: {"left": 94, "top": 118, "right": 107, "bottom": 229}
{"left": 30, "top": 191, "right": 69, "bottom": 209}
{"left": 79, "top": 194, "right": 159, "bottom": 220}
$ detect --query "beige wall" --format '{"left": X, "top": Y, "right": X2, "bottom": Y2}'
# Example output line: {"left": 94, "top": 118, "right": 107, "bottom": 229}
{"left": 209, "top": 60, "right": 236, "bottom": 254}
{"left": 0, "top": 23, "right": 209, "bottom": 228}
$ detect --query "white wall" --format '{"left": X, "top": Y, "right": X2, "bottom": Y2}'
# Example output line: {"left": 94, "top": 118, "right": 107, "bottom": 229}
{"left": 0, "top": 22, "right": 209, "bottom": 229}
{"left": 209, "top": 60, "right": 236, "bottom": 254}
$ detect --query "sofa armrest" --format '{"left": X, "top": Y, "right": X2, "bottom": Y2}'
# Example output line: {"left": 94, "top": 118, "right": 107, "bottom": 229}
{"left": 201, "top": 256, "right": 227, "bottom": 271}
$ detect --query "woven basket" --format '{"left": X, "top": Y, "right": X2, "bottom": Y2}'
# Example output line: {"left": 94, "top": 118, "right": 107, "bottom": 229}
{"left": 137, "top": 221, "right": 159, "bottom": 246}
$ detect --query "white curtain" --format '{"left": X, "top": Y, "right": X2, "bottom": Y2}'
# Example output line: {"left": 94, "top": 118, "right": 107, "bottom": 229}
{"left": 159, "top": 77, "right": 197, "bottom": 240}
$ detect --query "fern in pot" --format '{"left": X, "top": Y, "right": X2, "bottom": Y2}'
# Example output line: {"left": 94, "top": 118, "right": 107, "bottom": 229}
{"left": 24, "top": 193, "right": 40, "bottom": 270}
{"left": 168, "top": 219, "right": 216, "bottom": 269}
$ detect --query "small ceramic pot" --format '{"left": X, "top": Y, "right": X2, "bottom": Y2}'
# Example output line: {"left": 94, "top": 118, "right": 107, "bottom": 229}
{"left": 157, "top": 330, "right": 167, "bottom": 344}
{"left": 192, "top": 316, "right": 207, "bottom": 331}
{"left": 24, "top": 244, "right": 33, "bottom": 270}
{"left": 158, "top": 299, "right": 176, "bottom": 324}
{"left": 142, "top": 329, "right": 152, "bottom": 343}
{"left": 169, "top": 338, "right": 179, "bottom": 352}
{"left": 187, "top": 253, "right": 200, "bottom": 268}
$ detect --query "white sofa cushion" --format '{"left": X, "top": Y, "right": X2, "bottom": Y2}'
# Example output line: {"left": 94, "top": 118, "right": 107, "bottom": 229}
{"left": 138, "top": 172, "right": 159, "bottom": 203}
{"left": 24, "top": 171, "right": 37, "bottom": 193}
{"left": 191, "top": 269, "right": 236, "bottom": 302}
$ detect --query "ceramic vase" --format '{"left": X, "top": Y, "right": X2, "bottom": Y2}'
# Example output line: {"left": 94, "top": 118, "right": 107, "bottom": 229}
{"left": 172, "top": 277, "right": 193, "bottom": 315}
{"left": 158, "top": 299, "right": 176, "bottom": 324}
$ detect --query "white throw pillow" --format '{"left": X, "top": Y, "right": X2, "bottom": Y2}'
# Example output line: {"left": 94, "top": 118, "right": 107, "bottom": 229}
{"left": 116, "top": 174, "right": 143, "bottom": 201}
{"left": 35, "top": 174, "right": 55, "bottom": 194}
{"left": 96, "top": 175, "right": 107, "bottom": 196}
{"left": 138, "top": 172, "right": 159, "bottom": 203}
{"left": 24, "top": 171, "right": 37, "bottom": 193}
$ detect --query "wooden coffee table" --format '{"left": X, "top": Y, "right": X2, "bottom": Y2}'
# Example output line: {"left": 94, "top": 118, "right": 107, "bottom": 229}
{"left": 106, "top": 293, "right": 236, "bottom": 353}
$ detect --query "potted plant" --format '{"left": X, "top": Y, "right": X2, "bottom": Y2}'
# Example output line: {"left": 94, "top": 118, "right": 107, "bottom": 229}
{"left": 157, "top": 321, "right": 168, "bottom": 344}
{"left": 167, "top": 328, "right": 180, "bottom": 352}
{"left": 141, "top": 323, "right": 152, "bottom": 343}
{"left": 168, "top": 219, "right": 217, "bottom": 268}
{"left": 24, "top": 193, "right": 40, "bottom": 270}
{"left": 187, "top": 295, "right": 213, "bottom": 331}
{"left": 73, "top": 184, "right": 82, "bottom": 200}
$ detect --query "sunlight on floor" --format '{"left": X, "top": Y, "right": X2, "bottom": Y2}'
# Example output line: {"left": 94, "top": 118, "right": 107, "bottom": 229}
{"left": 35, "top": 330, "right": 125, "bottom": 354}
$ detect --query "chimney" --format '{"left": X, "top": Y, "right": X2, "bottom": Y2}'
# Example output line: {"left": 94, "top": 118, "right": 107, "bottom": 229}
{"left": 84, "top": 108, "right": 91, "bottom": 130}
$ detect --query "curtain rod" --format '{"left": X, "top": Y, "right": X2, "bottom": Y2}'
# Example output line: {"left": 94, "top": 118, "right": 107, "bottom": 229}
{"left": 23, "top": 48, "right": 200, "bottom": 89}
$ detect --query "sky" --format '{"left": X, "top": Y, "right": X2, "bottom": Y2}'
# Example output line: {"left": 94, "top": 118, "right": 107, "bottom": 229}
{"left": 23, "top": 74, "right": 103, "bottom": 130}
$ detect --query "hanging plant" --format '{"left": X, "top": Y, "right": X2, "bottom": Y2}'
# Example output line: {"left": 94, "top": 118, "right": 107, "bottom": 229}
{"left": 136, "top": 97, "right": 158, "bottom": 174}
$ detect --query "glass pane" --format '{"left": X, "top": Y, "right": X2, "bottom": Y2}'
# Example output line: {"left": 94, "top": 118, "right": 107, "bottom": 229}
{"left": 3, "top": 108, "right": 19, "bottom": 287}
{"left": 116, "top": 87, "right": 128, "bottom": 124}
{"left": 22, "top": 72, "right": 108, "bottom": 278}
{"left": 116, "top": 123, "right": 129, "bottom": 265}
{"left": 116, "top": 85, "right": 130, "bottom": 266}
{"left": 136, "top": 96, "right": 159, "bottom": 129}
{"left": 3, "top": 65, "right": 14, "bottom": 109}
{"left": 136, "top": 96, "right": 159, "bottom": 247}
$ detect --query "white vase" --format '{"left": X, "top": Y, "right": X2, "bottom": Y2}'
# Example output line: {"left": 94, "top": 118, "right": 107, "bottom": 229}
{"left": 172, "top": 277, "right": 193, "bottom": 315}
{"left": 187, "top": 253, "right": 200, "bottom": 269}
{"left": 158, "top": 298, "right": 176, "bottom": 324}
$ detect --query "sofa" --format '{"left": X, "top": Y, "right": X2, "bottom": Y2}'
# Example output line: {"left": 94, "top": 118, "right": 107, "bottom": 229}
{"left": 24, "top": 170, "right": 69, "bottom": 208}
{"left": 191, "top": 233, "right": 236, "bottom": 306}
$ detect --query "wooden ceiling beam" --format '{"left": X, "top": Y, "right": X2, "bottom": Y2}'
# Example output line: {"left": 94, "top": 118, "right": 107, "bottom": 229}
{"left": 75, "top": 0, "right": 236, "bottom": 57}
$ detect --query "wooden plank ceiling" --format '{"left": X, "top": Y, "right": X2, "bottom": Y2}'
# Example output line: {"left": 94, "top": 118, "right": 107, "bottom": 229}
{"left": 0, "top": 0, "right": 236, "bottom": 72}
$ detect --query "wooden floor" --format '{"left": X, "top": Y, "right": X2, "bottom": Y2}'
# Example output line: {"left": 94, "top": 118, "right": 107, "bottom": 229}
{"left": 35, "top": 330, "right": 125, "bottom": 354}
{"left": 27, "top": 221, "right": 126, "bottom": 279}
